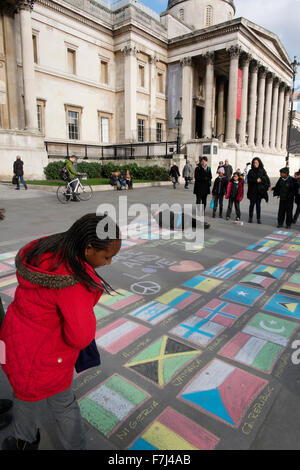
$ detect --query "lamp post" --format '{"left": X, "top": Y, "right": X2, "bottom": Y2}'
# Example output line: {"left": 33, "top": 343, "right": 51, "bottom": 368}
{"left": 287, "top": 56, "right": 300, "bottom": 167}
{"left": 175, "top": 110, "right": 183, "bottom": 154}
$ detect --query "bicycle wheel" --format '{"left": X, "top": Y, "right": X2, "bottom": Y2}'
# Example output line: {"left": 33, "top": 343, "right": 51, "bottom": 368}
{"left": 57, "top": 184, "right": 71, "bottom": 204}
{"left": 77, "top": 181, "right": 93, "bottom": 201}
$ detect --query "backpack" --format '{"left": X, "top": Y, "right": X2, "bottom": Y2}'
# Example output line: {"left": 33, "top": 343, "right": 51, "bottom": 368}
{"left": 60, "top": 165, "right": 69, "bottom": 181}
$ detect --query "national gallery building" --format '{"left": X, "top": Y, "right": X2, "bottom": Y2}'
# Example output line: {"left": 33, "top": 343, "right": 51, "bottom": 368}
{"left": 0, "top": 0, "right": 298, "bottom": 178}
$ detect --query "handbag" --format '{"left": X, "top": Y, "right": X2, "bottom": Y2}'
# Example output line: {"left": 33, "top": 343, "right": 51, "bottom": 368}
{"left": 210, "top": 198, "right": 215, "bottom": 209}
{"left": 12, "top": 175, "right": 18, "bottom": 185}
{"left": 75, "top": 339, "right": 101, "bottom": 373}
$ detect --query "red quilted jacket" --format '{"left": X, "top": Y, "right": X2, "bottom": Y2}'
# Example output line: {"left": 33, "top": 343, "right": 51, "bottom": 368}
{"left": 0, "top": 240, "right": 103, "bottom": 402}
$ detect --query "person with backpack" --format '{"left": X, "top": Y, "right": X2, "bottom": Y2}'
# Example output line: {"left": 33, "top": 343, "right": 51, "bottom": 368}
{"left": 193, "top": 156, "right": 212, "bottom": 212}
{"left": 0, "top": 213, "right": 121, "bottom": 450}
{"left": 0, "top": 208, "right": 13, "bottom": 431}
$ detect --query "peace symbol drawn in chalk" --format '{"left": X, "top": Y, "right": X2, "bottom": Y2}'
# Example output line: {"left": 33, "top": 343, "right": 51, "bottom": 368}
{"left": 130, "top": 281, "right": 161, "bottom": 295}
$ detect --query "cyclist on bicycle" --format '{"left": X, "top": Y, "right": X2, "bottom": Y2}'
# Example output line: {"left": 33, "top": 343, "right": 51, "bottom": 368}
{"left": 65, "top": 155, "right": 80, "bottom": 202}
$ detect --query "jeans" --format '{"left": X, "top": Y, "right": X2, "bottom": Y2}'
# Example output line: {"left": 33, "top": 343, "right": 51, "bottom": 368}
{"left": 213, "top": 194, "right": 224, "bottom": 215}
{"left": 16, "top": 176, "right": 27, "bottom": 189}
{"left": 249, "top": 199, "right": 261, "bottom": 220}
{"left": 11, "top": 389, "right": 86, "bottom": 450}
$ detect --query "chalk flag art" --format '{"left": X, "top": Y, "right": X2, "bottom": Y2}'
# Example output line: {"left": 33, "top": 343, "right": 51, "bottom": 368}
{"left": 79, "top": 375, "right": 149, "bottom": 437}
{"left": 219, "top": 313, "right": 299, "bottom": 373}
{"left": 263, "top": 294, "right": 300, "bottom": 319}
{"left": 203, "top": 259, "right": 250, "bottom": 280}
{"left": 272, "top": 249, "right": 298, "bottom": 259}
{"left": 259, "top": 255, "right": 294, "bottom": 269}
{"left": 125, "top": 336, "right": 201, "bottom": 388}
{"left": 240, "top": 274, "right": 276, "bottom": 289}
{"left": 170, "top": 300, "right": 247, "bottom": 347}
{"left": 265, "top": 231, "right": 293, "bottom": 241}
{"left": 183, "top": 275, "right": 223, "bottom": 293}
{"left": 100, "top": 289, "right": 143, "bottom": 310}
{"left": 246, "top": 239, "right": 279, "bottom": 252}
{"left": 232, "top": 251, "right": 261, "bottom": 261}
{"left": 95, "top": 318, "right": 149, "bottom": 354}
{"left": 221, "top": 285, "right": 264, "bottom": 307}
{"left": 279, "top": 273, "right": 300, "bottom": 298}
{"left": 179, "top": 359, "right": 267, "bottom": 427}
{"left": 128, "top": 301, "right": 177, "bottom": 325}
{"left": 129, "top": 407, "right": 220, "bottom": 451}
{"left": 155, "top": 288, "right": 200, "bottom": 309}
{"left": 251, "top": 265, "right": 285, "bottom": 280}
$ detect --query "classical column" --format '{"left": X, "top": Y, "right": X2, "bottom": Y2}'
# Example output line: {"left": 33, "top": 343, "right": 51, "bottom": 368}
{"left": 202, "top": 52, "right": 214, "bottom": 139}
{"left": 122, "top": 45, "right": 139, "bottom": 141}
{"left": 149, "top": 55, "right": 159, "bottom": 141}
{"left": 238, "top": 53, "right": 250, "bottom": 146}
{"left": 255, "top": 67, "right": 267, "bottom": 148}
{"left": 217, "top": 77, "right": 225, "bottom": 141}
{"left": 2, "top": 4, "right": 19, "bottom": 129}
{"left": 269, "top": 78, "right": 279, "bottom": 149}
{"left": 263, "top": 73, "right": 273, "bottom": 149}
{"left": 180, "top": 56, "right": 193, "bottom": 142}
{"left": 281, "top": 87, "right": 291, "bottom": 151}
{"left": 247, "top": 61, "right": 258, "bottom": 147}
{"left": 276, "top": 83, "right": 285, "bottom": 151}
{"left": 225, "top": 46, "right": 241, "bottom": 145}
{"left": 16, "top": 0, "right": 38, "bottom": 131}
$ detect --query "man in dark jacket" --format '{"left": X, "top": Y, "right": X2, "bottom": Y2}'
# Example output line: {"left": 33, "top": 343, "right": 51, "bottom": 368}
{"left": 193, "top": 157, "right": 212, "bottom": 211}
{"left": 0, "top": 208, "right": 13, "bottom": 430}
{"left": 169, "top": 162, "right": 180, "bottom": 189}
{"left": 13, "top": 156, "right": 27, "bottom": 190}
{"left": 273, "top": 167, "right": 296, "bottom": 229}
{"left": 223, "top": 160, "right": 233, "bottom": 181}
{"left": 247, "top": 158, "right": 270, "bottom": 224}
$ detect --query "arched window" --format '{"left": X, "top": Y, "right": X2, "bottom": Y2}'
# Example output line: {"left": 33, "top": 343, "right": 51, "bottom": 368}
{"left": 205, "top": 5, "right": 213, "bottom": 27}
{"left": 179, "top": 8, "right": 184, "bottom": 21}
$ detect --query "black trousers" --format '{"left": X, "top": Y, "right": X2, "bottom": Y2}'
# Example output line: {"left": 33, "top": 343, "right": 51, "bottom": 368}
{"left": 249, "top": 199, "right": 261, "bottom": 220}
{"left": 196, "top": 194, "right": 208, "bottom": 212}
{"left": 213, "top": 194, "right": 224, "bottom": 214}
{"left": 278, "top": 198, "right": 294, "bottom": 227}
{"left": 226, "top": 198, "right": 241, "bottom": 219}
{"left": 293, "top": 203, "right": 300, "bottom": 223}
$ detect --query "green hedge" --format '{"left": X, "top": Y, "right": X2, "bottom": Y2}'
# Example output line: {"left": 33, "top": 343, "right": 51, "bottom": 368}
{"left": 44, "top": 161, "right": 169, "bottom": 181}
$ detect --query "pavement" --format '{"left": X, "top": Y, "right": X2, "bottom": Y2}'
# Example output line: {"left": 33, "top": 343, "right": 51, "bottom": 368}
{"left": 0, "top": 181, "right": 300, "bottom": 451}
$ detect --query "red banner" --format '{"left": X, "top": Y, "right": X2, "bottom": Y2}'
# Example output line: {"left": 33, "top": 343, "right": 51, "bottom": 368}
{"left": 236, "top": 68, "right": 243, "bottom": 120}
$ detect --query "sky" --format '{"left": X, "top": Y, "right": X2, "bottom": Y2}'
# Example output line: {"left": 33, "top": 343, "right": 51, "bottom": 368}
{"left": 128, "top": 0, "right": 300, "bottom": 88}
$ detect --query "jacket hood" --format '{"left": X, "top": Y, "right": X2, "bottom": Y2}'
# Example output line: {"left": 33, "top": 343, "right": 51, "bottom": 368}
{"left": 16, "top": 240, "right": 101, "bottom": 290}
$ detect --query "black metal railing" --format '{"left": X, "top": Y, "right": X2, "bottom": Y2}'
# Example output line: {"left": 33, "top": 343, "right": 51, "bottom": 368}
{"left": 45, "top": 141, "right": 177, "bottom": 161}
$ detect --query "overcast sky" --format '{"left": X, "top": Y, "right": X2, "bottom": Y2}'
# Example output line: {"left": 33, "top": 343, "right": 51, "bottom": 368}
{"left": 132, "top": 0, "right": 300, "bottom": 87}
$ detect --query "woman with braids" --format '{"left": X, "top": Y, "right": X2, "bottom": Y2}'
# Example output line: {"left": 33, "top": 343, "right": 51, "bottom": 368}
{"left": 0, "top": 213, "right": 121, "bottom": 450}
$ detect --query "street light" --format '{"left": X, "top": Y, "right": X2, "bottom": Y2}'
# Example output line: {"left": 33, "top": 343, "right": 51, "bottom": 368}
{"left": 175, "top": 110, "right": 183, "bottom": 154}
{"left": 287, "top": 56, "right": 300, "bottom": 167}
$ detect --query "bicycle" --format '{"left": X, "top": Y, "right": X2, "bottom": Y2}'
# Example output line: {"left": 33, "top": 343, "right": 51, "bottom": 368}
{"left": 57, "top": 174, "right": 93, "bottom": 204}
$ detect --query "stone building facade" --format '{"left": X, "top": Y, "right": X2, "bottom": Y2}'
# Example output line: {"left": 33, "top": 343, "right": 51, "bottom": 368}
{"left": 0, "top": 0, "right": 298, "bottom": 178}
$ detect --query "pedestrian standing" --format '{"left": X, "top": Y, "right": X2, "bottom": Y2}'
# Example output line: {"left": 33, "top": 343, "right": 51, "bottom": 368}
{"left": 212, "top": 167, "right": 228, "bottom": 218}
{"left": 183, "top": 160, "right": 193, "bottom": 189}
{"left": 169, "top": 162, "right": 180, "bottom": 189}
{"left": 247, "top": 158, "right": 270, "bottom": 224}
{"left": 243, "top": 162, "right": 251, "bottom": 184}
{"left": 193, "top": 157, "right": 212, "bottom": 211}
{"left": 292, "top": 171, "right": 300, "bottom": 224}
{"left": 0, "top": 213, "right": 121, "bottom": 450}
{"left": 273, "top": 167, "right": 296, "bottom": 229}
{"left": 225, "top": 172, "right": 244, "bottom": 221}
{"left": 0, "top": 208, "right": 13, "bottom": 431}
{"left": 216, "top": 161, "right": 224, "bottom": 174}
{"left": 223, "top": 159, "right": 233, "bottom": 181}
{"left": 13, "top": 156, "right": 27, "bottom": 190}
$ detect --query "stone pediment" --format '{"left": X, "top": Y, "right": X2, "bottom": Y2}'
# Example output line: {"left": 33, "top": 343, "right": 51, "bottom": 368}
{"left": 241, "top": 18, "right": 291, "bottom": 67}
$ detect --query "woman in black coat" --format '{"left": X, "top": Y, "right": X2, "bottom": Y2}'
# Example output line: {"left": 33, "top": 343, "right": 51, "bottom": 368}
{"left": 247, "top": 157, "right": 270, "bottom": 224}
{"left": 193, "top": 157, "right": 212, "bottom": 211}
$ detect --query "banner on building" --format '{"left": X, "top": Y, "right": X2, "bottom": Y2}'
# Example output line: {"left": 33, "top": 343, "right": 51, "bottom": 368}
{"left": 236, "top": 69, "right": 243, "bottom": 120}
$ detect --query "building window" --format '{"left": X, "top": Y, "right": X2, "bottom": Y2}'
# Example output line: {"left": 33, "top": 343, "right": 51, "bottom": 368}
{"left": 66, "top": 109, "right": 80, "bottom": 140}
{"left": 101, "top": 117, "right": 109, "bottom": 143}
{"left": 100, "top": 60, "right": 109, "bottom": 85}
{"left": 157, "top": 72, "right": 164, "bottom": 94}
{"left": 179, "top": 9, "right": 184, "bottom": 21}
{"left": 36, "top": 100, "right": 45, "bottom": 133}
{"left": 67, "top": 48, "right": 76, "bottom": 75}
{"left": 156, "top": 122, "right": 162, "bottom": 142}
{"left": 138, "top": 65, "right": 145, "bottom": 88}
{"left": 138, "top": 118, "right": 144, "bottom": 142}
{"left": 32, "top": 35, "right": 38, "bottom": 64}
{"left": 205, "top": 5, "right": 213, "bottom": 26}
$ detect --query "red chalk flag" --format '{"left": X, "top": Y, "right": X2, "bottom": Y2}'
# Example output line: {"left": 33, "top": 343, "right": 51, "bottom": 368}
{"left": 236, "top": 68, "right": 243, "bottom": 120}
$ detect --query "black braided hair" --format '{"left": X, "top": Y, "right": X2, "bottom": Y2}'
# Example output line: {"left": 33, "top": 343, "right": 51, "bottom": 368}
{"left": 20, "top": 213, "right": 121, "bottom": 293}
